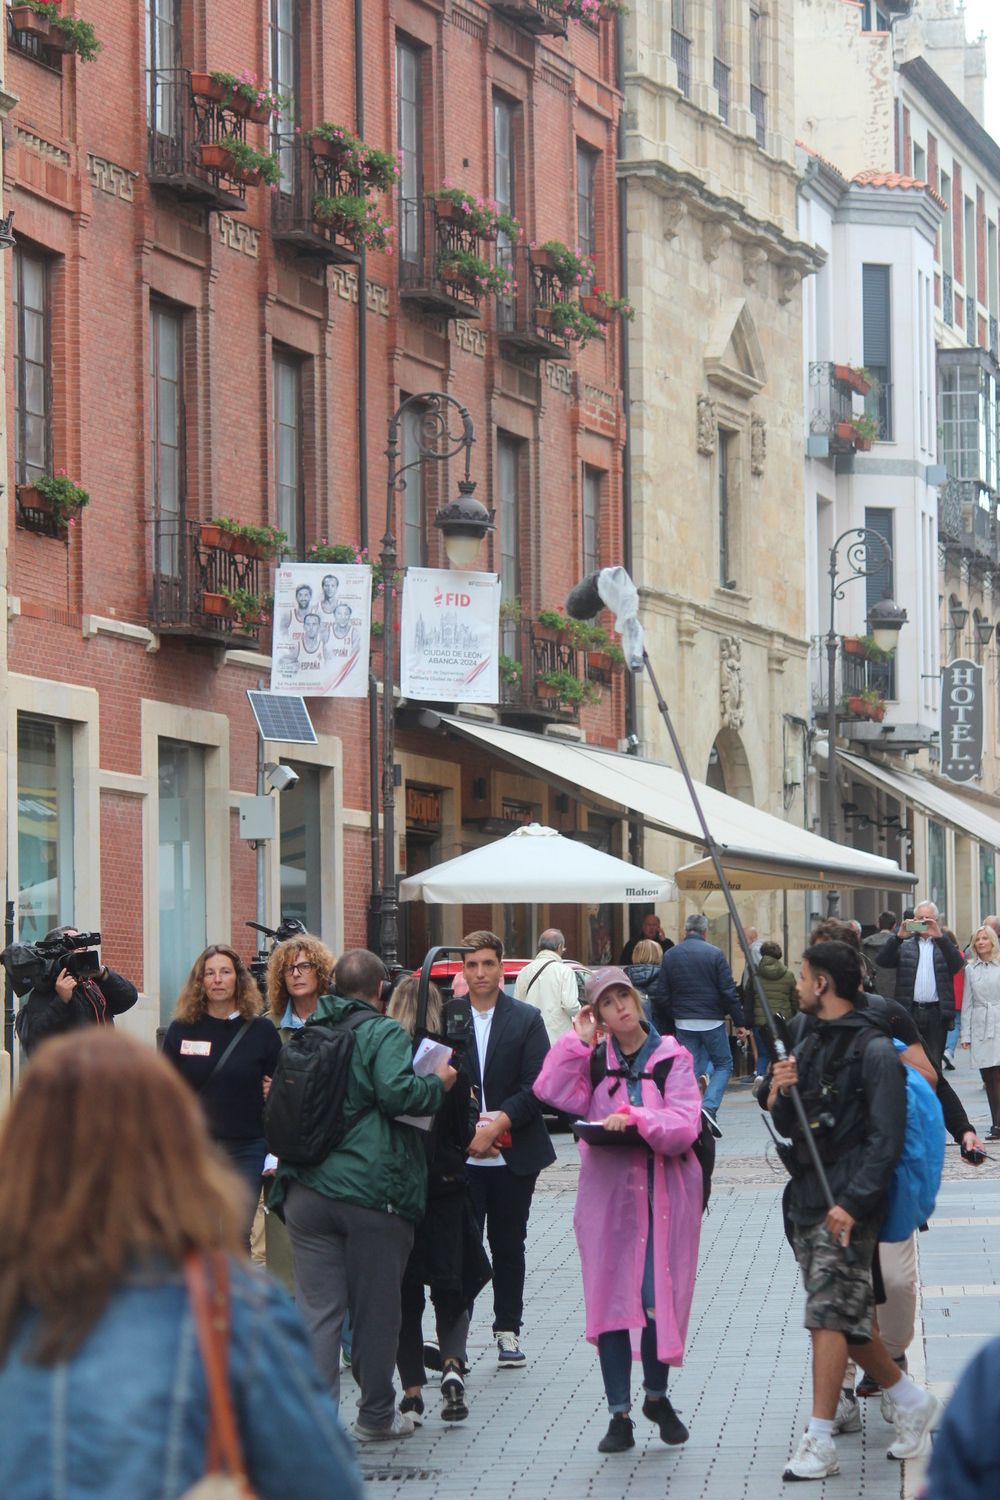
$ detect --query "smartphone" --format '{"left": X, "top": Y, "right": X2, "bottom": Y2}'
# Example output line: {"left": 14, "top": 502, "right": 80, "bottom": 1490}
{"left": 905, "top": 919, "right": 929, "bottom": 935}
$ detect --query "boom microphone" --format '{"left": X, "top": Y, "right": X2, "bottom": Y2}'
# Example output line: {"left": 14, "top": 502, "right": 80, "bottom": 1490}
{"left": 565, "top": 571, "right": 604, "bottom": 620}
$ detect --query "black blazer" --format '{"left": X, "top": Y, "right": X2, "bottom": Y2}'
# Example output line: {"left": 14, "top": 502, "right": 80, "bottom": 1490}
{"left": 449, "top": 993, "right": 556, "bottom": 1178}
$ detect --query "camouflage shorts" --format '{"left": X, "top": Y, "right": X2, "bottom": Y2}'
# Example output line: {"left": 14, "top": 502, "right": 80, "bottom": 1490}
{"left": 792, "top": 1219, "right": 879, "bottom": 1342}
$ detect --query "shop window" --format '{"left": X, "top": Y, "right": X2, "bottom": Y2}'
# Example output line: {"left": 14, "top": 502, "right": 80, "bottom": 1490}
{"left": 158, "top": 739, "right": 207, "bottom": 1021}
{"left": 279, "top": 761, "right": 322, "bottom": 935}
{"left": 17, "top": 716, "right": 74, "bottom": 942}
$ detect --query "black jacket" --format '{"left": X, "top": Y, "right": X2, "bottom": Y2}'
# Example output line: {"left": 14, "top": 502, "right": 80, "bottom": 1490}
{"left": 450, "top": 993, "right": 556, "bottom": 1178}
{"left": 15, "top": 968, "right": 138, "bottom": 1056}
{"left": 877, "top": 933, "right": 963, "bottom": 1021}
{"left": 654, "top": 933, "right": 745, "bottom": 1031}
{"left": 771, "top": 1008, "right": 906, "bottom": 1226}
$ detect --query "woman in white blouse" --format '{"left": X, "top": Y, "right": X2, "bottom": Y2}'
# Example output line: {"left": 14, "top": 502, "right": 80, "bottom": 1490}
{"left": 960, "top": 925, "right": 1000, "bottom": 1139}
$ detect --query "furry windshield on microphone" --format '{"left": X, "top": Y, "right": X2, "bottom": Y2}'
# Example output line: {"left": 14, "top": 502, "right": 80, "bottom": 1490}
{"left": 564, "top": 566, "right": 645, "bottom": 671}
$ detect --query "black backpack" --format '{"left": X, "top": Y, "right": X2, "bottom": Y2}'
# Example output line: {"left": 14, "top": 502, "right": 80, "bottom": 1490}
{"left": 589, "top": 1043, "right": 715, "bottom": 1213}
{"left": 264, "top": 1009, "right": 378, "bottom": 1166}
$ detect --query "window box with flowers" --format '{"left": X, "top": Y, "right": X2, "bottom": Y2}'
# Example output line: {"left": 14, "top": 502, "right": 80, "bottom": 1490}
{"left": 533, "top": 608, "right": 569, "bottom": 645}
{"left": 832, "top": 363, "right": 873, "bottom": 397}
{"left": 222, "top": 588, "right": 271, "bottom": 629}
{"left": 431, "top": 187, "right": 520, "bottom": 243}
{"left": 549, "top": 0, "right": 628, "bottom": 19}
{"left": 851, "top": 412, "right": 878, "bottom": 452}
{"left": 307, "top": 125, "right": 400, "bottom": 193}
{"left": 538, "top": 669, "right": 601, "bottom": 708}
{"left": 199, "top": 137, "right": 280, "bottom": 188}
{"left": 538, "top": 299, "right": 604, "bottom": 349}
{"left": 845, "top": 690, "right": 886, "bottom": 723}
{"left": 580, "top": 289, "right": 634, "bottom": 325}
{"left": 195, "top": 71, "right": 286, "bottom": 124}
{"left": 215, "top": 519, "right": 287, "bottom": 560}
{"left": 17, "top": 472, "right": 89, "bottom": 536}
{"left": 10, "top": 3, "right": 102, "bottom": 62}
{"left": 437, "top": 249, "right": 515, "bottom": 300}
{"left": 531, "top": 241, "right": 596, "bottom": 290}
{"left": 312, "top": 193, "right": 393, "bottom": 252}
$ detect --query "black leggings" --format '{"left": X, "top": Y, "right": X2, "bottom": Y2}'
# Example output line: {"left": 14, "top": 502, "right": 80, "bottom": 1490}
{"left": 981, "top": 1066, "right": 1000, "bottom": 1127}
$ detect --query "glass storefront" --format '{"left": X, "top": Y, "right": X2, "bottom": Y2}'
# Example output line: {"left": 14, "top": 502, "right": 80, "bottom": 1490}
{"left": 158, "top": 739, "right": 206, "bottom": 1020}
{"left": 17, "top": 716, "right": 74, "bottom": 941}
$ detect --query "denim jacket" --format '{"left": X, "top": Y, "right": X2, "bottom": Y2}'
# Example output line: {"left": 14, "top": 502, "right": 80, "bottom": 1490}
{"left": 0, "top": 1258, "right": 363, "bottom": 1500}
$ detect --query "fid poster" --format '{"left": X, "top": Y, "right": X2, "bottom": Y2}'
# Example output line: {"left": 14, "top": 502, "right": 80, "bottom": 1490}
{"left": 400, "top": 569, "right": 500, "bottom": 703}
{"left": 270, "top": 563, "right": 372, "bottom": 698}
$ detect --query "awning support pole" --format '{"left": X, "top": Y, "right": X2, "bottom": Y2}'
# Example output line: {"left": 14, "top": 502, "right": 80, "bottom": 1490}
{"left": 640, "top": 649, "right": 836, "bottom": 1212}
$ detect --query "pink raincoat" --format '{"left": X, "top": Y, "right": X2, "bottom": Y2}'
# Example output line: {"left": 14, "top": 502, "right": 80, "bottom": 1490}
{"left": 533, "top": 1031, "right": 703, "bottom": 1365}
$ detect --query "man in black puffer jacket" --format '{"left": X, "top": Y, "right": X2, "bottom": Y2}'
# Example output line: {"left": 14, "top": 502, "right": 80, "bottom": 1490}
{"left": 15, "top": 927, "right": 138, "bottom": 1057}
{"left": 876, "top": 902, "right": 963, "bottom": 1066}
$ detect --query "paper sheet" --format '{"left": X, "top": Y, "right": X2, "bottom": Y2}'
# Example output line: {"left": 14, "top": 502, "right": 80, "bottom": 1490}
{"left": 397, "top": 1037, "right": 452, "bottom": 1129}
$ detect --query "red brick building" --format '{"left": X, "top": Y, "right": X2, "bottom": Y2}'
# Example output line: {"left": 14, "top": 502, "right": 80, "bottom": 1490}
{"left": 4, "top": 0, "right": 626, "bottom": 1032}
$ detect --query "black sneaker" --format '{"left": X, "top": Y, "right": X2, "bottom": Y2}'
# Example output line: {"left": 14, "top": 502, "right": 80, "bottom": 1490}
{"left": 642, "top": 1395, "right": 688, "bottom": 1445}
{"left": 598, "top": 1414, "right": 635, "bottom": 1453}
{"left": 423, "top": 1340, "right": 441, "bottom": 1372}
{"left": 441, "top": 1369, "right": 468, "bottom": 1422}
{"left": 701, "top": 1106, "right": 723, "bottom": 1140}
{"left": 399, "top": 1394, "right": 424, "bottom": 1426}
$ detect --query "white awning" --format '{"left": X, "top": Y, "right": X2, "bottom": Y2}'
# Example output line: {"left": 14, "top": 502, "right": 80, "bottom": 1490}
{"left": 436, "top": 715, "right": 916, "bottom": 894}
{"left": 840, "top": 752, "right": 1000, "bottom": 852}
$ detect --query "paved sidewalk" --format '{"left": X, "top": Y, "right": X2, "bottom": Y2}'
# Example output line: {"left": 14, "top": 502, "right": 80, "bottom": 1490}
{"left": 352, "top": 1058, "right": 1000, "bottom": 1499}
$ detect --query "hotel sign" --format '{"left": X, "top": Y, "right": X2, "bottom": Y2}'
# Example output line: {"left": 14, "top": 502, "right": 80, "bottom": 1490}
{"left": 941, "top": 658, "right": 983, "bottom": 784}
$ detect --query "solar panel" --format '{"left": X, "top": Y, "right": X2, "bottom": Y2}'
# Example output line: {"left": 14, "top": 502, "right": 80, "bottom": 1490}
{"left": 247, "top": 691, "right": 317, "bottom": 745}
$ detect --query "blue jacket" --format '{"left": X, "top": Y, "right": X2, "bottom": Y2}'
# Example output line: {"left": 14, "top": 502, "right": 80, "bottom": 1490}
{"left": 0, "top": 1259, "right": 363, "bottom": 1500}
{"left": 653, "top": 933, "right": 745, "bottom": 1031}
{"left": 921, "top": 1335, "right": 1000, "bottom": 1498}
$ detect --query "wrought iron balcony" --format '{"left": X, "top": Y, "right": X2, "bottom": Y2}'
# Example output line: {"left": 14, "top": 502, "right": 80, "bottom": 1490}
{"left": 671, "top": 30, "right": 691, "bottom": 98}
{"left": 842, "top": 647, "right": 896, "bottom": 703}
{"left": 496, "top": 244, "right": 571, "bottom": 361}
{"left": 398, "top": 197, "right": 484, "bottom": 320}
{"left": 808, "top": 362, "right": 858, "bottom": 453}
{"left": 150, "top": 518, "right": 266, "bottom": 646}
{"left": 146, "top": 69, "right": 249, "bottom": 212}
{"left": 271, "top": 136, "right": 362, "bottom": 265}
{"left": 714, "top": 58, "right": 731, "bottom": 125}
{"left": 938, "top": 475, "right": 1000, "bottom": 563}
{"left": 499, "top": 619, "right": 585, "bottom": 723}
{"left": 488, "top": 0, "right": 568, "bottom": 36}
{"left": 7, "top": 5, "right": 62, "bottom": 68}
{"left": 938, "top": 476, "right": 963, "bottom": 544}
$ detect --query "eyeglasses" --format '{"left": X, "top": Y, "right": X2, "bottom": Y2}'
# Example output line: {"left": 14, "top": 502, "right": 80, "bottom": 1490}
{"left": 284, "top": 961, "right": 316, "bottom": 977}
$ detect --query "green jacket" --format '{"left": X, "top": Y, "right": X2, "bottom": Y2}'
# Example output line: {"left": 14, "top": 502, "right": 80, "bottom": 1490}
{"left": 752, "top": 956, "right": 799, "bottom": 1029}
{"left": 270, "top": 993, "right": 445, "bottom": 1224}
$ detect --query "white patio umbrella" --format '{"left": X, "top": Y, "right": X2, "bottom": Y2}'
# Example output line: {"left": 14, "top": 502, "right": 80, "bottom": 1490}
{"left": 398, "top": 823, "right": 676, "bottom": 904}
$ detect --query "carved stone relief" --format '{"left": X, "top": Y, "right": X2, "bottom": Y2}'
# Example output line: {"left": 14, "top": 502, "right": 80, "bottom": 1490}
{"left": 720, "top": 636, "right": 745, "bottom": 732}
{"left": 697, "top": 395, "right": 718, "bottom": 456}
{"left": 750, "top": 415, "right": 767, "bottom": 476}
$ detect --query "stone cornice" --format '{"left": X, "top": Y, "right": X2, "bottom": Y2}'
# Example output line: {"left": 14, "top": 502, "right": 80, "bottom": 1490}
{"left": 637, "top": 585, "right": 810, "bottom": 656}
{"left": 619, "top": 158, "right": 824, "bottom": 276}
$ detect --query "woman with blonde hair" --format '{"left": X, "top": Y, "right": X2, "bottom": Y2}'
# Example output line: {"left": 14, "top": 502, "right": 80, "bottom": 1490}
{"left": 163, "top": 944, "right": 281, "bottom": 1245}
{"left": 960, "top": 925, "right": 1000, "bottom": 1138}
{"left": 0, "top": 1030, "right": 363, "bottom": 1500}
{"left": 624, "top": 939, "right": 664, "bottom": 1023}
{"left": 266, "top": 932, "right": 336, "bottom": 1036}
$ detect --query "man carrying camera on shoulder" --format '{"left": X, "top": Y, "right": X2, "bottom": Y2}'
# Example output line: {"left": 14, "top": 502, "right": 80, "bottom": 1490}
{"left": 13, "top": 927, "right": 138, "bottom": 1057}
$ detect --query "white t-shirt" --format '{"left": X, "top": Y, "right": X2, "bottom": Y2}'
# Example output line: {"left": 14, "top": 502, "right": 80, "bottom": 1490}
{"left": 676, "top": 1018, "right": 723, "bottom": 1032}
{"left": 467, "top": 1004, "right": 504, "bottom": 1169}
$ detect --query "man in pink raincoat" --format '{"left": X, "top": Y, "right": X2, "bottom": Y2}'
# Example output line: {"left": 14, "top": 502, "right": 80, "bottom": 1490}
{"left": 533, "top": 966, "right": 704, "bottom": 1454}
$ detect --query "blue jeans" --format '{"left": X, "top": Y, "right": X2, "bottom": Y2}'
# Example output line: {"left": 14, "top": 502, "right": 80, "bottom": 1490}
{"left": 596, "top": 1222, "right": 668, "bottom": 1413}
{"left": 753, "top": 1025, "right": 773, "bottom": 1076}
{"left": 677, "top": 1024, "right": 732, "bottom": 1114}
{"left": 219, "top": 1136, "right": 266, "bottom": 1249}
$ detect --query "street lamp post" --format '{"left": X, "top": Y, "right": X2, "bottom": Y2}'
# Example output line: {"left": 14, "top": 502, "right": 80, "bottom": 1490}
{"left": 825, "top": 527, "right": 908, "bottom": 913}
{"left": 377, "top": 392, "right": 493, "bottom": 968}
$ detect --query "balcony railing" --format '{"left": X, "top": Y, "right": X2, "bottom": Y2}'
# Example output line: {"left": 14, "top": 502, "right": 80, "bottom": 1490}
{"left": 943, "top": 271, "right": 953, "bottom": 326}
{"left": 671, "top": 30, "right": 691, "bottom": 98}
{"left": 808, "top": 362, "right": 857, "bottom": 452}
{"left": 496, "top": 243, "right": 571, "bottom": 361}
{"left": 938, "top": 476, "right": 963, "bottom": 544}
{"left": 146, "top": 69, "right": 249, "bottom": 212}
{"left": 150, "top": 518, "right": 266, "bottom": 645}
{"left": 714, "top": 58, "right": 730, "bottom": 125}
{"left": 842, "top": 648, "right": 896, "bottom": 702}
{"left": 750, "top": 85, "right": 767, "bottom": 147}
{"left": 399, "top": 197, "right": 485, "bottom": 320}
{"left": 7, "top": 5, "right": 61, "bottom": 67}
{"left": 271, "top": 136, "right": 361, "bottom": 264}
{"left": 938, "top": 475, "right": 1000, "bottom": 563}
{"left": 487, "top": 0, "right": 568, "bottom": 34}
{"left": 499, "top": 620, "right": 587, "bottom": 722}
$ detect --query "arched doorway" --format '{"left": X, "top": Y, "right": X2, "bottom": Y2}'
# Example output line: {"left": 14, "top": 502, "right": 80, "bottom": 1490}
{"left": 705, "top": 727, "right": 754, "bottom": 805}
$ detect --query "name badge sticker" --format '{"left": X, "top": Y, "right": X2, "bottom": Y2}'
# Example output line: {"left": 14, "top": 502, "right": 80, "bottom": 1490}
{"left": 180, "top": 1039, "right": 212, "bottom": 1057}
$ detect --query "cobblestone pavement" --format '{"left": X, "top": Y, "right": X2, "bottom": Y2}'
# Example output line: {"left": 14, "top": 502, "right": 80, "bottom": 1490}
{"left": 352, "top": 1052, "right": 1000, "bottom": 1499}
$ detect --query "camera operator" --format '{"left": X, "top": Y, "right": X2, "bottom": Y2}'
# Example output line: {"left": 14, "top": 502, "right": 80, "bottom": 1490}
{"left": 15, "top": 928, "right": 138, "bottom": 1058}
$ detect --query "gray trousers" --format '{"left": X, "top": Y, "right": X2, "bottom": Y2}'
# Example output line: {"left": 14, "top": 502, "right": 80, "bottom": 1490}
{"left": 284, "top": 1181, "right": 414, "bottom": 1428}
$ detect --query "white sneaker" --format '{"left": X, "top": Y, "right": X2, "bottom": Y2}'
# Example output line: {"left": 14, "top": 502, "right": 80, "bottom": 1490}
{"left": 353, "top": 1409, "right": 415, "bottom": 1443}
{"left": 879, "top": 1389, "right": 893, "bottom": 1425}
{"left": 496, "top": 1330, "right": 526, "bottom": 1368}
{"left": 886, "top": 1390, "right": 941, "bottom": 1460}
{"left": 832, "top": 1390, "right": 861, "bottom": 1435}
{"left": 783, "top": 1432, "right": 840, "bottom": 1480}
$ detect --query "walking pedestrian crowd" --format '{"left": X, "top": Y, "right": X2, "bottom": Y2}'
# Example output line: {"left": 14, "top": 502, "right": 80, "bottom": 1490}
{"left": 0, "top": 906, "right": 997, "bottom": 1496}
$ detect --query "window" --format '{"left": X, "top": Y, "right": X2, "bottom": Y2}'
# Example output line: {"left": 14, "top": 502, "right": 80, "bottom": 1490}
{"left": 939, "top": 359, "right": 1000, "bottom": 490}
{"left": 864, "top": 508, "right": 893, "bottom": 614}
{"left": 718, "top": 430, "right": 732, "bottom": 587}
{"left": 158, "top": 740, "right": 207, "bottom": 1021}
{"left": 270, "top": 0, "right": 298, "bottom": 190}
{"left": 397, "top": 39, "right": 422, "bottom": 266}
{"left": 749, "top": 1, "right": 766, "bottom": 147}
{"left": 401, "top": 399, "right": 427, "bottom": 569}
{"left": 12, "top": 248, "right": 50, "bottom": 486}
{"left": 913, "top": 143, "right": 926, "bottom": 183}
{"left": 576, "top": 144, "right": 597, "bottom": 288}
{"left": 497, "top": 434, "right": 521, "bottom": 604}
{"left": 494, "top": 95, "right": 517, "bottom": 281}
{"left": 17, "top": 716, "right": 74, "bottom": 942}
{"left": 670, "top": 0, "right": 690, "bottom": 98}
{"left": 927, "top": 819, "right": 947, "bottom": 914}
{"left": 861, "top": 2, "right": 890, "bottom": 29}
{"left": 279, "top": 761, "right": 322, "bottom": 935}
{"left": 941, "top": 169, "right": 953, "bottom": 326}
{"left": 979, "top": 844, "right": 995, "bottom": 925}
{"left": 145, "top": 0, "right": 180, "bottom": 132}
{"left": 862, "top": 264, "right": 892, "bottom": 440}
{"left": 582, "top": 466, "right": 601, "bottom": 576}
{"left": 149, "top": 302, "right": 184, "bottom": 576}
{"left": 273, "top": 351, "right": 303, "bottom": 557}
{"left": 714, "top": 0, "right": 730, "bottom": 124}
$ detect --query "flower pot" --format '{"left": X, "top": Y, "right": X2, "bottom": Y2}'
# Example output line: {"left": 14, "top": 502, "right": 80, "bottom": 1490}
{"left": 530, "top": 247, "right": 558, "bottom": 272}
{"left": 46, "top": 26, "right": 75, "bottom": 53}
{"left": 580, "top": 295, "right": 611, "bottom": 324}
{"left": 246, "top": 101, "right": 271, "bottom": 125}
{"left": 198, "top": 522, "right": 224, "bottom": 549}
{"left": 867, "top": 704, "right": 886, "bottom": 723}
{"left": 845, "top": 695, "right": 867, "bottom": 716}
{"left": 534, "top": 307, "right": 556, "bottom": 329}
{"left": 234, "top": 165, "right": 263, "bottom": 187}
{"left": 18, "top": 483, "right": 52, "bottom": 513}
{"left": 229, "top": 535, "right": 262, "bottom": 559}
{"left": 190, "top": 73, "right": 227, "bottom": 103}
{"left": 842, "top": 637, "right": 863, "bottom": 655}
{"left": 11, "top": 7, "right": 51, "bottom": 38}
{"left": 587, "top": 650, "right": 612, "bottom": 675}
{"left": 532, "top": 623, "right": 564, "bottom": 645}
{"left": 536, "top": 680, "right": 560, "bottom": 700}
{"left": 832, "top": 363, "right": 872, "bottom": 396}
{"left": 199, "top": 142, "right": 237, "bottom": 176}
{"left": 854, "top": 435, "right": 874, "bottom": 452}
{"left": 834, "top": 421, "right": 856, "bottom": 445}
{"left": 201, "top": 592, "right": 233, "bottom": 619}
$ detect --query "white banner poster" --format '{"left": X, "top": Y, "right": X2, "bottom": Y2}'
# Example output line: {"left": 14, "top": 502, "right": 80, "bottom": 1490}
{"left": 270, "top": 563, "right": 371, "bottom": 697}
{"left": 400, "top": 568, "right": 500, "bottom": 703}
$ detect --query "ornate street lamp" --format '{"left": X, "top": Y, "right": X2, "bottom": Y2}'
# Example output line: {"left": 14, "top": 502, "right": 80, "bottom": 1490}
{"left": 377, "top": 392, "right": 492, "bottom": 968}
{"left": 825, "top": 528, "right": 907, "bottom": 912}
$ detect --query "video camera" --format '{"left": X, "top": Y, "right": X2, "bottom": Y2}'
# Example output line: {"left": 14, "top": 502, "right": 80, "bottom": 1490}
{"left": 0, "top": 930, "right": 103, "bottom": 997}
{"left": 246, "top": 917, "right": 308, "bottom": 988}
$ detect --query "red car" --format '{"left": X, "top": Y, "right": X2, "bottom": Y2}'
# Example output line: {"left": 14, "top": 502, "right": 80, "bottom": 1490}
{"left": 414, "top": 956, "right": 590, "bottom": 1001}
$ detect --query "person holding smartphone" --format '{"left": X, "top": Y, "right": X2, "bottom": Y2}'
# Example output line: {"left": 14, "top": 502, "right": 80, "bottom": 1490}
{"left": 533, "top": 968, "right": 703, "bottom": 1456}
{"left": 876, "top": 902, "right": 964, "bottom": 1067}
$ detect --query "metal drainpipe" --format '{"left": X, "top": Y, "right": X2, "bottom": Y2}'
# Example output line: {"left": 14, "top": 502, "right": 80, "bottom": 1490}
{"left": 616, "top": 15, "right": 642, "bottom": 874}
